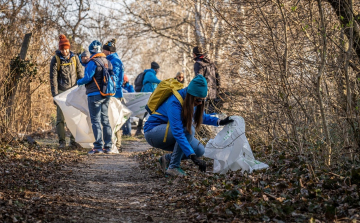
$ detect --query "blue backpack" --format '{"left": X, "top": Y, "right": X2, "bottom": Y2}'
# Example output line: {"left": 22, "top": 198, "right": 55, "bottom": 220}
{"left": 92, "top": 58, "right": 116, "bottom": 97}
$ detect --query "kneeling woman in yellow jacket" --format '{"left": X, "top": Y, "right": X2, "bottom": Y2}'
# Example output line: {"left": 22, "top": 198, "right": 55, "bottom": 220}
{"left": 144, "top": 75, "right": 233, "bottom": 177}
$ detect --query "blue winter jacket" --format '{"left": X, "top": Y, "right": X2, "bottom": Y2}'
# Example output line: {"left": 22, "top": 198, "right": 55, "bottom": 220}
{"left": 144, "top": 88, "right": 219, "bottom": 157}
{"left": 123, "top": 82, "right": 135, "bottom": 93}
{"left": 141, "top": 69, "right": 161, "bottom": 92}
{"left": 76, "top": 53, "right": 103, "bottom": 96}
{"left": 107, "top": 53, "right": 124, "bottom": 98}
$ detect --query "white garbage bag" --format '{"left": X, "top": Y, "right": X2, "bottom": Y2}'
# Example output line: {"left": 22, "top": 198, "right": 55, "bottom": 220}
{"left": 54, "top": 86, "right": 132, "bottom": 153}
{"left": 204, "top": 116, "right": 269, "bottom": 174}
{"left": 122, "top": 92, "right": 152, "bottom": 118}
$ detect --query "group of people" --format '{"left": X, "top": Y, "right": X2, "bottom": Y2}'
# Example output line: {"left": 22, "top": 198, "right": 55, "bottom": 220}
{"left": 50, "top": 34, "right": 230, "bottom": 176}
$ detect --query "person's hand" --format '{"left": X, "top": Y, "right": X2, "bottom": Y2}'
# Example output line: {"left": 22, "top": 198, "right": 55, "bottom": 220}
{"left": 219, "top": 116, "right": 234, "bottom": 126}
{"left": 190, "top": 154, "right": 206, "bottom": 172}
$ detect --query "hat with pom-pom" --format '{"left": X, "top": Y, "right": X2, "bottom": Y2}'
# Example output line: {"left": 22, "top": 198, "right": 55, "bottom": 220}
{"left": 59, "top": 34, "right": 70, "bottom": 50}
{"left": 103, "top": 39, "right": 116, "bottom": 52}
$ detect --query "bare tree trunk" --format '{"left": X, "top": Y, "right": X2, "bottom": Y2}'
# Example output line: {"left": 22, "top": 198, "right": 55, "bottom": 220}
{"left": 326, "top": 0, "right": 360, "bottom": 60}
{"left": 194, "top": 0, "right": 205, "bottom": 46}
{"left": 317, "top": 0, "right": 332, "bottom": 165}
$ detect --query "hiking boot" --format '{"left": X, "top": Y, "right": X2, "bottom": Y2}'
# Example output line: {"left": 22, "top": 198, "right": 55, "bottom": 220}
{"left": 165, "top": 168, "right": 187, "bottom": 177}
{"left": 69, "top": 141, "right": 82, "bottom": 149}
{"left": 117, "top": 146, "right": 123, "bottom": 153}
{"left": 158, "top": 155, "right": 169, "bottom": 174}
{"left": 135, "top": 130, "right": 143, "bottom": 136}
{"left": 59, "top": 141, "right": 66, "bottom": 149}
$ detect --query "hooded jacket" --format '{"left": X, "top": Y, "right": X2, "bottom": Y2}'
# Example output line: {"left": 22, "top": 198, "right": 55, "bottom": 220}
{"left": 141, "top": 69, "right": 161, "bottom": 92}
{"left": 50, "top": 50, "right": 83, "bottom": 97}
{"left": 144, "top": 88, "right": 219, "bottom": 157}
{"left": 194, "top": 55, "right": 220, "bottom": 99}
{"left": 106, "top": 53, "right": 124, "bottom": 98}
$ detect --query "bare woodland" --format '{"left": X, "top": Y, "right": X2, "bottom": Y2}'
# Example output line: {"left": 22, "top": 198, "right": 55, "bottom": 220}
{"left": 1, "top": 0, "right": 359, "bottom": 164}
{"left": 1, "top": 0, "right": 360, "bottom": 221}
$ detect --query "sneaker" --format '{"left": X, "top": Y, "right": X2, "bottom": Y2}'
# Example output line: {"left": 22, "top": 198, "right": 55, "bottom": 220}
{"left": 104, "top": 148, "right": 112, "bottom": 154}
{"left": 59, "top": 142, "right": 66, "bottom": 149}
{"left": 158, "top": 155, "right": 169, "bottom": 174}
{"left": 88, "top": 148, "right": 104, "bottom": 155}
{"left": 165, "top": 168, "right": 187, "bottom": 177}
{"left": 88, "top": 149, "right": 98, "bottom": 155}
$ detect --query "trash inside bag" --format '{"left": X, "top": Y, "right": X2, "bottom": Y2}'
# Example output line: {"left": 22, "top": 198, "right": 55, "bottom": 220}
{"left": 204, "top": 116, "right": 269, "bottom": 174}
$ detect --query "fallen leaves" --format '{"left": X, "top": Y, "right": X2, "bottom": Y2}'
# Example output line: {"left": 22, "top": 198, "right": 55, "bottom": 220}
{"left": 0, "top": 137, "right": 87, "bottom": 222}
{"left": 136, "top": 147, "right": 360, "bottom": 222}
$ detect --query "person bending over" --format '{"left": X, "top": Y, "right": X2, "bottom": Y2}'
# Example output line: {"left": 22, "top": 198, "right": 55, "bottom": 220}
{"left": 144, "top": 75, "right": 233, "bottom": 177}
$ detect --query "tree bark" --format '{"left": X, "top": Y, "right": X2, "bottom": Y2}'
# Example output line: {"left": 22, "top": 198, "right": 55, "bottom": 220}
{"left": 326, "top": 0, "right": 360, "bottom": 59}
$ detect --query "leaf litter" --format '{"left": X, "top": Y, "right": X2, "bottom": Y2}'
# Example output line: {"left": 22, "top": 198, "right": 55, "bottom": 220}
{"left": 135, "top": 146, "right": 360, "bottom": 222}
{"left": 0, "top": 131, "right": 359, "bottom": 222}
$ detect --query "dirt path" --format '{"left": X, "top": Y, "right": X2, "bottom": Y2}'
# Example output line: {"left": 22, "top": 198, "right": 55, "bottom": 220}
{"left": 51, "top": 138, "right": 190, "bottom": 223}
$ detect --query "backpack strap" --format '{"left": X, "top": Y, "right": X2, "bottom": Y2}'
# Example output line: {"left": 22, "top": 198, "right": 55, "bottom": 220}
{"left": 72, "top": 56, "right": 76, "bottom": 70}
{"left": 55, "top": 55, "right": 77, "bottom": 71}
{"left": 91, "top": 58, "right": 105, "bottom": 93}
{"left": 55, "top": 55, "right": 60, "bottom": 71}
{"left": 153, "top": 90, "right": 184, "bottom": 143}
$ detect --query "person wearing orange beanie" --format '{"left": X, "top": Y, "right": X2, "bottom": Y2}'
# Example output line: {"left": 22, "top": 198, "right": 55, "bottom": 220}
{"left": 122, "top": 74, "right": 134, "bottom": 93}
{"left": 50, "top": 34, "right": 83, "bottom": 149}
{"left": 58, "top": 34, "right": 70, "bottom": 50}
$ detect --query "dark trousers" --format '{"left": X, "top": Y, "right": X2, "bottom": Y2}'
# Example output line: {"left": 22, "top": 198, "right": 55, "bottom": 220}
{"left": 136, "top": 112, "right": 148, "bottom": 132}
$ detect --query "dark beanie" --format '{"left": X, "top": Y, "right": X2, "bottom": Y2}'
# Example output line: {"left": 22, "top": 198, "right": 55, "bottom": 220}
{"left": 151, "top": 61, "right": 160, "bottom": 69}
{"left": 103, "top": 39, "right": 116, "bottom": 52}
{"left": 193, "top": 46, "right": 204, "bottom": 55}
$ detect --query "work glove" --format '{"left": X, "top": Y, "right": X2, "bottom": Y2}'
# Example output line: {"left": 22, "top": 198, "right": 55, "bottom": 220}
{"left": 190, "top": 154, "right": 206, "bottom": 172}
{"left": 219, "top": 116, "right": 234, "bottom": 126}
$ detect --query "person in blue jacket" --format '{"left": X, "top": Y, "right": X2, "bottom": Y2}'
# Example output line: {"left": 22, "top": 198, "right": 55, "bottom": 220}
{"left": 136, "top": 61, "right": 161, "bottom": 136}
{"left": 121, "top": 74, "right": 134, "bottom": 136}
{"left": 141, "top": 62, "right": 161, "bottom": 92}
{"left": 122, "top": 74, "right": 134, "bottom": 93}
{"left": 144, "top": 75, "right": 233, "bottom": 177}
{"left": 77, "top": 40, "right": 113, "bottom": 154}
{"left": 102, "top": 39, "right": 125, "bottom": 151}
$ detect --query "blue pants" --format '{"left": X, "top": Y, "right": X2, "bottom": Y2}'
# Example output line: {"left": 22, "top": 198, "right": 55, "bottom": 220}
{"left": 122, "top": 118, "right": 132, "bottom": 136}
{"left": 144, "top": 124, "right": 204, "bottom": 169}
{"left": 88, "top": 94, "right": 112, "bottom": 149}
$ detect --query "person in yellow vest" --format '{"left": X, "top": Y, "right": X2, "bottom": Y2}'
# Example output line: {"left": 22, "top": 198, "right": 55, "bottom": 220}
{"left": 49, "top": 34, "right": 83, "bottom": 148}
{"left": 144, "top": 75, "right": 233, "bottom": 177}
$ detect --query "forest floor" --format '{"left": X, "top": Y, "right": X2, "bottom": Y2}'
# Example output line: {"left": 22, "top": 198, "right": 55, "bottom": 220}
{"left": 0, "top": 129, "right": 360, "bottom": 223}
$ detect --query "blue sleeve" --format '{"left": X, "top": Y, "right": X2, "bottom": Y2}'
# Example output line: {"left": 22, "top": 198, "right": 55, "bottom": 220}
{"left": 77, "top": 61, "right": 96, "bottom": 85}
{"left": 128, "top": 85, "right": 135, "bottom": 93}
{"left": 202, "top": 113, "right": 219, "bottom": 126}
{"left": 113, "top": 60, "right": 124, "bottom": 89}
{"left": 167, "top": 99, "right": 195, "bottom": 157}
{"left": 145, "top": 73, "right": 161, "bottom": 84}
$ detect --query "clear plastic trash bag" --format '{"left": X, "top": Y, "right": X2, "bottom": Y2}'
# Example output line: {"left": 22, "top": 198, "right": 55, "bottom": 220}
{"left": 204, "top": 116, "right": 269, "bottom": 174}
